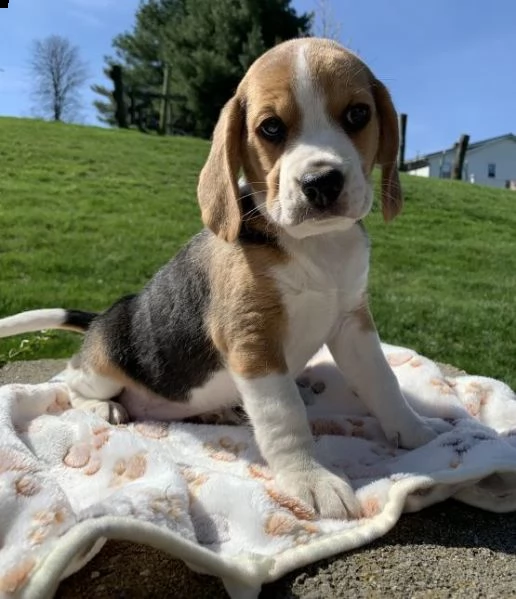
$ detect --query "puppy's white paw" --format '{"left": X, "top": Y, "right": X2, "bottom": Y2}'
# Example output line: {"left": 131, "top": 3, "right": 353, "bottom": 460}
{"left": 385, "top": 415, "right": 453, "bottom": 449}
{"left": 91, "top": 400, "right": 128, "bottom": 425}
{"left": 71, "top": 397, "right": 128, "bottom": 424}
{"left": 275, "top": 465, "right": 360, "bottom": 519}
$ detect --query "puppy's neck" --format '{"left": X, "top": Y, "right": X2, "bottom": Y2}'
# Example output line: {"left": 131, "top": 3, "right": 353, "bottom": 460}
{"left": 238, "top": 184, "right": 279, "bottom": 247}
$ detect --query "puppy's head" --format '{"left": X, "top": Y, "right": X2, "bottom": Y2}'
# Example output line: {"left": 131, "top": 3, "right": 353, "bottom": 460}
{"left": 198, "top": 37, "right": 402, "bottom": 242}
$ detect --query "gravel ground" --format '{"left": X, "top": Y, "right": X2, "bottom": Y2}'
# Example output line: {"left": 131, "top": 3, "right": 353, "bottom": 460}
{"left": 2, "top": 360, "right": 516, "bottom": 599}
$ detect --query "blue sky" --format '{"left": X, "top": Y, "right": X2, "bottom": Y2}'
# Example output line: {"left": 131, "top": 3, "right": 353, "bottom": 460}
{"left": 0, "top": 0, "right": 514, "bottom": 157}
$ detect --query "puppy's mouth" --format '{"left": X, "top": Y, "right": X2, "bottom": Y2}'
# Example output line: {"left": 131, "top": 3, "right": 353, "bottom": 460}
{"left": 279, "top": 191, "right": 370, "bottom": 228}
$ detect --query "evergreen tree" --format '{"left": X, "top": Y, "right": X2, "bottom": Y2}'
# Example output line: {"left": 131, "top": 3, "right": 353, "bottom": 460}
{"left": 92, "top": 0, "right": 312, "bottom": 136}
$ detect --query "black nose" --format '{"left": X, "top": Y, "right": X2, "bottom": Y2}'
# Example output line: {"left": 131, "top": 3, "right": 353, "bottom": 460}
{"left": 300, "top": 169, "right": 345, "bottom": 209}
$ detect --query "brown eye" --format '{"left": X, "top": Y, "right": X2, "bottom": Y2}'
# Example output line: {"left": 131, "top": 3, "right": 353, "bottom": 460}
{"left": 342, "top": 103, "right": 371, "bottom": 132}
{"left": 258, "top": 117, "right": 286, "bottom": 143}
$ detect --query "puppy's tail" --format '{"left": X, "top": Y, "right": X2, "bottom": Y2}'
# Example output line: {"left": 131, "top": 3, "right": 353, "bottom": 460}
{"left": 0, "top": 309, "right": 97, "bottom": 339}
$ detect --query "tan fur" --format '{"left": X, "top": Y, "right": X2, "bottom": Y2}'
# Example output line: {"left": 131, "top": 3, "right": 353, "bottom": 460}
{"left": 81, "top": 329, "right": 137, "bottom": 390}
{"left": 207, "top": 237, "right": 289, "bottom": 378}
{"left": 306, "top": 44, "right": 380, "bottom": 175}
{"left": 353, "top": 301, "right": 376, "bottom": 333}
{"left": 197, "top": 97, "right": 245, "bottom": 243}
{"left": 61, "top": 324, "right": 90, "bottom": 334}
{"left": 371, "top": 80, "right": 403, "bottom": 221}
{"left": 198, "top": 42, "right": 304, "bottom": 241}
{"left": 241, "top": 45, "right": 302, "bottom": 212}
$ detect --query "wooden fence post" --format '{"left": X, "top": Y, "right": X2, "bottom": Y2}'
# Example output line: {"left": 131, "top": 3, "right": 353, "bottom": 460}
{"left": 159, "top": 64, "right": 171, "bottom": 135}
{"left": 128, "top": 89, "right": 136, "bottom": 126}
{"left": 452, "top": 134, "right": 470, "bottom": 180}
{"left": 110, "top": 65, "right": 128, "bottom": 129}
{"left": 397, "top": 113, "right": 407, "bottom": 171}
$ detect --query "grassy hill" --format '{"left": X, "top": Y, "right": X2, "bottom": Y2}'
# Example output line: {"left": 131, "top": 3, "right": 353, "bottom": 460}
{"left": 0, "top": 117, "right": 515, "bottom": 390}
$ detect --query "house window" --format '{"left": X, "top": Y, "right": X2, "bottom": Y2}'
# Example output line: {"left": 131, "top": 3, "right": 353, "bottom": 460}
{"left": 440, "top": 162, "right": 451, "bottom": 179}
{"left": 488, "top": 163, "right": 496, "bottom": 178}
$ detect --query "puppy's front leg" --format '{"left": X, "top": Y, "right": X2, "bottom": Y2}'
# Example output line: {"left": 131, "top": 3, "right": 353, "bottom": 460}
{"left": 231, "top": 370, "right": 360, "bottom": 519}
{"left": 327, "top": 305, "right": 452, "bottom": 449}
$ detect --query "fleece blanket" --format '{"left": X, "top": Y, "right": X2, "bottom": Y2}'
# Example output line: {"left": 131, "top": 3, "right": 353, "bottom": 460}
{"left": 1, "top": 343, "right": 516, "bottom": 599}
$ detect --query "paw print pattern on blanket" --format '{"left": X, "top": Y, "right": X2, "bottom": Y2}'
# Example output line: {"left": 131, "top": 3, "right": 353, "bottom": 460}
{"left": 133, "top": 421, "right": 169, "bottom": 439}
{"left": 28, "top": 508, "right": 69, "bottom": 546}
{"left": 430, "top": 378, "right": 455, "bottom": 396}
{"left": 62, "top": 426, "right": 112, "bottom": 476}
{"left": 266, "top": 487, "right": 317, "bottom": 521}
{"left": 1, "top": 345, "right": 516, "bottom": 599}
{"left": 203, "top": 436, "right": 248, "bottom": 462}
{"left": 110, "top": 453, "right": 148, "bottom": 487}
{"left": 0, "top": 557, "right": 36, "bottom": 594}
{"left": 463, "top": 381, "right": 492, "bottom": 417}
{"left": 264, "top": 512, "right": 320, "bottom": 545}
{"left": 310, "top": 417, "right": 368, "bottom": 439}
{"left": 360, "top": 495, "right": 382, "bottom": 518}
{"left": 181, "top": 467, "right": 210, "bottom": 503}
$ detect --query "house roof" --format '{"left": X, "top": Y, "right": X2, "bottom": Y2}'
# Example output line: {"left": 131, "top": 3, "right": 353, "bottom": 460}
{"left": 405, "top": 133, "right": 516, "bottom": 170}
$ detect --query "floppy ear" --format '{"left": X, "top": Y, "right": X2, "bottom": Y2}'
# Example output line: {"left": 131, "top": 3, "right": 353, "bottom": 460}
{"left": 197, "top": 96, "right": 244, "bottom": 242}
{"left": 372, "top": 79, "right": 403, "bottom": 221}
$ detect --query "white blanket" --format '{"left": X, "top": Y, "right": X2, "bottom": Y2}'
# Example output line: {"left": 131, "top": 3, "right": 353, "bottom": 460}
{"left": 1, "top": 343, "right": 516, "bottom": 599}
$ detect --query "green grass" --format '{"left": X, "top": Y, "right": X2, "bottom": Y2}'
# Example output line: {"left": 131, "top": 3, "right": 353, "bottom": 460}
{"left": 0, "top": 117, "right": 515, "bottom": 390}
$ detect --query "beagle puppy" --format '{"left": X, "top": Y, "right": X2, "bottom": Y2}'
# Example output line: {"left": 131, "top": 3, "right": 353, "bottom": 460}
{"left": 0, "top": 38, "right": 450, "bottom": 519}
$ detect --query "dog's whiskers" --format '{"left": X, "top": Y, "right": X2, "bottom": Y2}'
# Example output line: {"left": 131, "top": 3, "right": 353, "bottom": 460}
{"left": 241, "top": 201, "right": 267, "bottom": 220}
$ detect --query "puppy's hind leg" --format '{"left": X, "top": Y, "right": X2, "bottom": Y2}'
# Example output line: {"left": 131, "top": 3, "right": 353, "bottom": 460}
{"left": 60, "top": 355, "right": 128, "bottom": 424}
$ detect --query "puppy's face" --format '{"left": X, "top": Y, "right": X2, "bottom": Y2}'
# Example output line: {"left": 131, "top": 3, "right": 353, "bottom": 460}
{"left": 198, "top": 38, "right": 402, "bottom": 242}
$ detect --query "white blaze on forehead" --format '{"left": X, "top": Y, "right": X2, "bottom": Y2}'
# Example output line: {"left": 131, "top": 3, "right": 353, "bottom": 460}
{"left": 293, "top": 43, "right": 332, "bottom": 135}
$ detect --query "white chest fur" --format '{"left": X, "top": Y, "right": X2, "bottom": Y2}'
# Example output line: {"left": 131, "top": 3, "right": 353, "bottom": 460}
{"left": 274, "top": 224, "right": 370, "bottom": 374}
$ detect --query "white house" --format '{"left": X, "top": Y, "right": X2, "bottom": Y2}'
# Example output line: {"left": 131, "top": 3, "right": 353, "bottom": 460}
{"left": 405, "top": 133, "right": 516, "bottom": 190}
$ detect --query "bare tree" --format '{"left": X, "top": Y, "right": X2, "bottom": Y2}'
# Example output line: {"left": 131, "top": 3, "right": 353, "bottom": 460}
{"left": 312, "top": 0, "right": 343, "bottom": 42}
{"left": 311, "top": 0, "right": 360, "bottom": 53}
{"left": 29, "top": 35, "right": 88, "bottom": 122}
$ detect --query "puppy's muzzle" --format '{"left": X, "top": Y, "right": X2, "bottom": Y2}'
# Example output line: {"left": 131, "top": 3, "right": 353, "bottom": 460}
{"left": 300, "top": 168, "right": 345, "bottom": 210}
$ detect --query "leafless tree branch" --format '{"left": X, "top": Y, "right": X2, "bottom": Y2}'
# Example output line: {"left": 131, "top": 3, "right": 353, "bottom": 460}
{"left": 29, "top": 35, "right": 89, "bottom": 122}
{"left": 312, "top": 0, "right": 342, "bottom": 42}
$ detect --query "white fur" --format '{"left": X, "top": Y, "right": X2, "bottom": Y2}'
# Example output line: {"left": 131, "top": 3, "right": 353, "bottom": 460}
{"left": 276, "top": 226, "right": 369, "bottom": 374}
{"left": 63, "top": 362, "right": 127, "bottom": 424}
{"left": 0, "top": 308, "right": 67, "bottom": 338}
{"left": 119, "top": 369, "right": 239, "bottom": 421}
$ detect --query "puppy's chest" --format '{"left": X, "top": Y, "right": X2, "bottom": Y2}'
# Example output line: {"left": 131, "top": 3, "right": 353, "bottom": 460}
{"left": 274, "top": 246, "right": 368, "bottom": 371}
{"left": 283, "top": 288, "right": 339, "bottom": 353}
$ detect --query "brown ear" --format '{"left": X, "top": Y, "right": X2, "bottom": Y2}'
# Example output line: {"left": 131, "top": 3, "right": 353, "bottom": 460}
{"left": 373, "top": 79, "right": 403, "bottom": 221}
{"left": 197, "top": 97, "right": 244, "bottom": 242}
